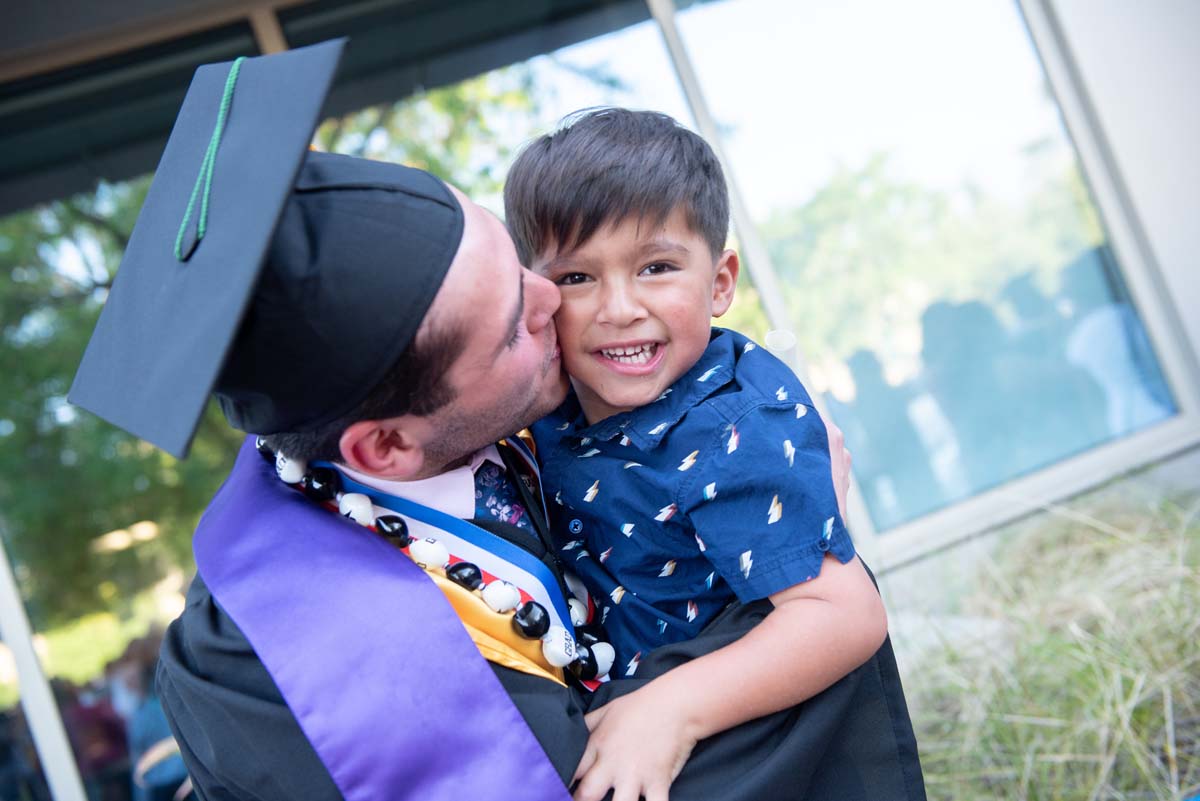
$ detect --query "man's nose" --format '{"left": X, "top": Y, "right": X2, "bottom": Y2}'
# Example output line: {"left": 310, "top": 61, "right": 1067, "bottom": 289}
{"left": 525, "top": 270, "right": 560, "bottom": 333}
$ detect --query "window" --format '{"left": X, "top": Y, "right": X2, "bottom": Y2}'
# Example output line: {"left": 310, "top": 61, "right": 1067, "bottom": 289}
{"left": 672, "top": 0, "right": 1176, "bottom": 530}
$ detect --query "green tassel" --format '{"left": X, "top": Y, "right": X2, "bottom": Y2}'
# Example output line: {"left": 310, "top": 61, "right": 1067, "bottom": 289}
{"left": 175, "top": 56, "right": 247, "bottom": 261}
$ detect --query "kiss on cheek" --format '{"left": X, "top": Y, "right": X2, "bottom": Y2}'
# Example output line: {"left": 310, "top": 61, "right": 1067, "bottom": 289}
{"left": 535, "top": 208, "right": 739, "bottom": 426}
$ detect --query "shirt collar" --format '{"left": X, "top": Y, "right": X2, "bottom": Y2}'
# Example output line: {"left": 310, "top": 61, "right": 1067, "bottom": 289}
{"left": 338, "top": 445, "right": 504, "bottom": 520}
{"left": 551, "top": 329, "right": 737, "bottom": 450}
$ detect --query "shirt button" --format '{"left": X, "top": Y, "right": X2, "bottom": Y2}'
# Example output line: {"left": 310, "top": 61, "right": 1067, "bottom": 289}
{"left": 569, "top": 519, "right": 584, "bottom": 534}
{"left": 817, "top": 536, "right": 831, "bottom": 552}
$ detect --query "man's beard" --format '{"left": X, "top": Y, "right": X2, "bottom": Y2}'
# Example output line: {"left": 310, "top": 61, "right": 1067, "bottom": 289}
{"left": 419, "top": 379, "right": 562, "bottom": 477}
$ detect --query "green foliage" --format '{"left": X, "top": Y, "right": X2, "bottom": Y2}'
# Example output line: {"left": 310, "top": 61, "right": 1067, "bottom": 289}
{"left": 313, "top": 67, "right": 538, "bottom": 209}
{"left": 0, "top": 181, "right": 243, "bottom": 629}
{"left": 909, "top": 492, "right": 1200, "bottom": 799}
{"left": 0, "top": 132, "right": 1106, "bottom": 629}
{"left": 0, "top": 584, "right": 173, "bottom": 707}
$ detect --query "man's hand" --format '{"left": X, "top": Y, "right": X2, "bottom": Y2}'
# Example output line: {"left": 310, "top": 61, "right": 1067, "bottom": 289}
{"left": 572, "top": 683, "right": 697, "bottom": 801}
{"left": 824, "top": 418, "right": 852, "bottom": 522}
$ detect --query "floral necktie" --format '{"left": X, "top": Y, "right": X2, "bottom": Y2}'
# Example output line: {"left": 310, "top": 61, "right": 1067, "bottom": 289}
{"left": 473, "top": 460, "right": 533, "bottom": 532}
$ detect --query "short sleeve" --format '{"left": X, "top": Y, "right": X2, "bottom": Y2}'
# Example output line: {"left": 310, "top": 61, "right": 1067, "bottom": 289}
{"left": 680, "top": 401, "right": 856, "bottom": 602}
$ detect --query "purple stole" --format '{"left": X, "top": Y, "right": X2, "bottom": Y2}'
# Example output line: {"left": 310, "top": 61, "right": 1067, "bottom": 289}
{"left": 193, "top": 437, "right": 571, "bottom": 801}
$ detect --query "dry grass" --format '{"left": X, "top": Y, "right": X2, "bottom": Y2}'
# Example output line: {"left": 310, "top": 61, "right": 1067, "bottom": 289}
{"left": 907, "top": 489, "right": 1200, "bottom": 800}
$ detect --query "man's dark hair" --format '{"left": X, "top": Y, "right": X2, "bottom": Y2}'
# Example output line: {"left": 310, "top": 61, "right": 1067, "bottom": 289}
{"left": 504, "top": 108, "right": 730, "bottom": 266}
{"left": 263, "top": 320, "right": 464, "bottom": 463}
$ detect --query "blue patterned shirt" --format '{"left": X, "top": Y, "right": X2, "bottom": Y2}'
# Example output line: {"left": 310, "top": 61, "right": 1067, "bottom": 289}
{"left": 531, "top": 328, "right": 856, "bottom": 676}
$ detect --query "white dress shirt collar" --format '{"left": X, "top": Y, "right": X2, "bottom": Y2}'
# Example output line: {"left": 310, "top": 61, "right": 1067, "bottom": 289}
{"left": 338, "top": 444, "right": 505, "bottom": 520}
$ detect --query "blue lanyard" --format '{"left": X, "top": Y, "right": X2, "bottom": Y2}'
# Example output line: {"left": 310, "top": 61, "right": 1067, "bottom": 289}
{"left": 319, "top": 463, "right": 573, "bottom": 628}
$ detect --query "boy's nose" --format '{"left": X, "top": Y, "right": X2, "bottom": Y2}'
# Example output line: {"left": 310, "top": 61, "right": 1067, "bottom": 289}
{"left": 596, "top": 281, "right": 646, "bottom": 326}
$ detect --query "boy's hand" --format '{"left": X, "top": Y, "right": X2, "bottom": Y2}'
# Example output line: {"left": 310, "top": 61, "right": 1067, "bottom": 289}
{"left": 572, "top": 684, "right": 697, "bottom": 801}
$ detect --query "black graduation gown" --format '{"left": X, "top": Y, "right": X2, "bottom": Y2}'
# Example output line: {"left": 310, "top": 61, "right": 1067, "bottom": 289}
{"left": 589, "top": 598, "right": 927, "bottom": 801}
{"left": 158, "top": 496, "right": 925, "bottom": 800}
{"left": 160, "top": 579, "right": 924, "bottom": 800}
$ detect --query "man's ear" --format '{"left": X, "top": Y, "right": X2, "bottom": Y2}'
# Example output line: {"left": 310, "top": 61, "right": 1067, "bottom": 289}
{"left": 338, "top": 418, "right": 426, "bottom": 479}
{"left": 711, "top": 249, "right": 740, "bottom": 317}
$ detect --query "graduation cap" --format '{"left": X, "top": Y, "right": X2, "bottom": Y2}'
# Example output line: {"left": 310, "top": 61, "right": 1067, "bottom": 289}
{"left": 69, "top": 39, "right": 465, "bottom": 459}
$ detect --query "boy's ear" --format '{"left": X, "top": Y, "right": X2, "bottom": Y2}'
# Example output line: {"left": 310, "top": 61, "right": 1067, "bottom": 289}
{"left": 338, "top": 417, "right": 426, "bottom": 479}
{"left": 711, "top": 249, "right": 740, "bottom": 317}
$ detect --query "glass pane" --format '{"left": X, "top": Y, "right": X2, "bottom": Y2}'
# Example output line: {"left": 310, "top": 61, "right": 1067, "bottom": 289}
{"left": 673, "top": 0, "right": 1177, "bottom": 530}
{"left": 0, "top": 640, "right": 53, "bottom": 801}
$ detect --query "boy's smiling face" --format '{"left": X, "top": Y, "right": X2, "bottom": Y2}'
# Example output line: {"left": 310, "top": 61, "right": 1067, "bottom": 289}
{"left": 533, "top": 207, "right": 738, "bottom": 425}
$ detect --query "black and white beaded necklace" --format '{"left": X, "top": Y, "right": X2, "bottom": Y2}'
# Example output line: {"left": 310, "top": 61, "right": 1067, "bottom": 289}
{"left": 259, "top": 437, "right": 614, "bottom": 682}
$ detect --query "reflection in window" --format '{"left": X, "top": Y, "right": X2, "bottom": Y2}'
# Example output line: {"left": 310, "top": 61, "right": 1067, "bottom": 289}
{"left": 673, "top": 0, "right": 1176, "bottom": 529}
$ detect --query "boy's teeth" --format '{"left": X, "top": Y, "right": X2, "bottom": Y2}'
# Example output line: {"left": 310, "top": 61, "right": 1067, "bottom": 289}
{"left": 601, "top": 343, "right": 656, "bottom": 364}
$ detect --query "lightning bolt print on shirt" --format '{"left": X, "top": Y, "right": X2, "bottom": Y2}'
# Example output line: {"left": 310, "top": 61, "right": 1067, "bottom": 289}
{"left": 531, "top": 329, "right": 857, "bottom": 668}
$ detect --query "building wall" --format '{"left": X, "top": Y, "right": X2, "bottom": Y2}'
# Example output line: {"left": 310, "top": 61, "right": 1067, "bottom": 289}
{"left": 1050, "top": 0, "right": 1200, "bottom": 371}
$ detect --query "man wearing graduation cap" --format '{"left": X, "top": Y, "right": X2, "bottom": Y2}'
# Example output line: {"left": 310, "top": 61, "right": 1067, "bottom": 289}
{"left": 71, "top": 40, "right": 925, "bottom": 801}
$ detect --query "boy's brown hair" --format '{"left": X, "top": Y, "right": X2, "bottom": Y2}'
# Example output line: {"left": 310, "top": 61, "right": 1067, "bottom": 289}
{"left": 504, "top": 107, "right": 730, "bottom": 266}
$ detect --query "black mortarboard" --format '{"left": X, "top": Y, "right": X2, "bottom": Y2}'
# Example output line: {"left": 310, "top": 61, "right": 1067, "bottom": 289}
{"left": 69, "top": 39, "right": 465, "bottom": 459}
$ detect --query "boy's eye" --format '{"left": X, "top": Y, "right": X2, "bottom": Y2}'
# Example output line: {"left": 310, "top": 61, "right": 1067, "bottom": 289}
{"left": 640, "top": 262, "right": 675, "bottom": 276}
{"left": 555, "top": 272, "right": 590, "bottom": 286}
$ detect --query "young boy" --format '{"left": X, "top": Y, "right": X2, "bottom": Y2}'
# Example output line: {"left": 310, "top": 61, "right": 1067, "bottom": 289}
{"left": 505, "top": 108, "right": 892, "bottom": 801}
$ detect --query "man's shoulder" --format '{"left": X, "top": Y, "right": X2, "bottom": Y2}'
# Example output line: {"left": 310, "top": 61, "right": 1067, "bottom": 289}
{"left": 160, "top": 573, "right": 284, "bottom": 702}
{"left": 158, "top": 574, "right": 345, "bottom": 800}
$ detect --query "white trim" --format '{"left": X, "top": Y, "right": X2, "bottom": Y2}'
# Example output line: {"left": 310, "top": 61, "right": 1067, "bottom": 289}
{"left": 644, "top": 0, "right": 880, "bottom": 559}
{"left": 0, "top": 540, "right": 87, "bottom": 801}
{"left": 875, "top": 0, "right": 1200, "bottom": 568}
{"left": 389, "top": 510, "right": 573, "bottom": 635}
{"left": 870, "top": 414, "right": 1200, "bottom": 572}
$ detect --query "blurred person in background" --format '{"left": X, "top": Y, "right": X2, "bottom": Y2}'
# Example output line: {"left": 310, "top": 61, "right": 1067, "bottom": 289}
{"left": 52, "top": 677, "right": 129, "bottom": 801}
{"left": 109, "top": 634, "right": 190, "bottom": 801}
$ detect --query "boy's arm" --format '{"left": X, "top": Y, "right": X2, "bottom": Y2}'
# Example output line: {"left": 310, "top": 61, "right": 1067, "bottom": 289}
{"left": 573, "top": 399, "right": 871, "bottom": 801}
{"left": 571, "top": 553, "right": 887, "bottom": 801}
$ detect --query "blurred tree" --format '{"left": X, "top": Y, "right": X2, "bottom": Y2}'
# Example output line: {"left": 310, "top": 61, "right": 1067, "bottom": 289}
{"left": 314, "top": 67, "right": 538, "bottom": 210}
{"left": 0, "top": 177, "right": 241, "bottom": 628}
{"left": 0, "top": 63, "right": 554, "bottom": 629}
